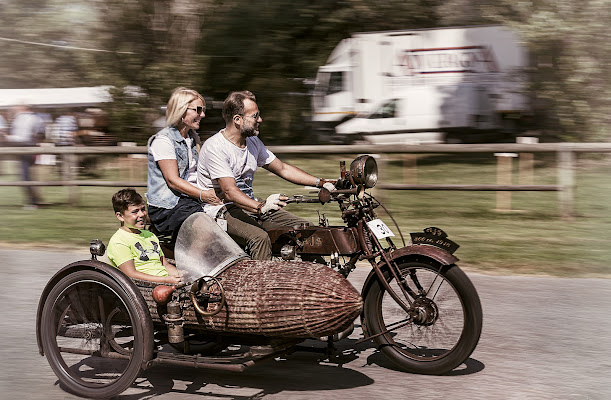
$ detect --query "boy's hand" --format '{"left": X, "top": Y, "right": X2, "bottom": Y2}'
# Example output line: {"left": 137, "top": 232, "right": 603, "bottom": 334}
{"left": 164, "top": 275, "right": 183, "bottom": 285}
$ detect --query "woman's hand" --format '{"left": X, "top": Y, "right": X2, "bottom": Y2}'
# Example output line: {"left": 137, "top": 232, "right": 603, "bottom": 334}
{"left": 200, "top": 188, "right": 222, "bottom": 205}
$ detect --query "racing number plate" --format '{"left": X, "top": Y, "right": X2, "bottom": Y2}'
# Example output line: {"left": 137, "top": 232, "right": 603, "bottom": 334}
{"left": 367, "top": 219, "right": 395, "bottom": 239}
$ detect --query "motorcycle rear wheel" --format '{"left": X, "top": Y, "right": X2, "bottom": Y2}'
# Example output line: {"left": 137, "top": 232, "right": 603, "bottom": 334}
{"left": 363, "top": 259, "right": 482, "bottom": 374}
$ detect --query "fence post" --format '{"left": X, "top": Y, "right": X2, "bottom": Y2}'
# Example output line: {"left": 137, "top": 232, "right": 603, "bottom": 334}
{"left": 402, "top": 153, "right": 418, "bottom": 184}
{"left": 63, "top": 148, "right": 79, "bottom": 205}
{"left": 557, "top": 149, "right": 575, "bottom": 220}
{"left": 494, "top": 153, "right": 518, "bottom": 211}
{"left": 517, "top": 136, "right": 538, "bottom": 185}
{"left": 118, "top": 142, "right": 137, "bottom": 182}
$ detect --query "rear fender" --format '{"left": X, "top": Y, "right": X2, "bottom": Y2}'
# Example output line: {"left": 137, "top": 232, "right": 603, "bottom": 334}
{"left": 35, "top": 260, "right": 154, "bottom": 367}
{"left": 359, "top": 245, "right": 459, "bottom": 336}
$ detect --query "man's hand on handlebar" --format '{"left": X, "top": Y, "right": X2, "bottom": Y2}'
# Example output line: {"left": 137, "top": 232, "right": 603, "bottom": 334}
{"left": 260, "top": 193, "right": 288, "bottom": 214}
{"left": 322, "top": 181, "right": 336, "bottom": 192}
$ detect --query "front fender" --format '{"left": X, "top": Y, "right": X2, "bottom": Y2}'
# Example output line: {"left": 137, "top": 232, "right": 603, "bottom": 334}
{"left": 35, "top": 259, "right": 154, "bottom": 366}
{"left": 359, "top": 245, "right": 459, "bottom": 336}
{"left": 388, "top": 244, "right": 459, "bottom": 266}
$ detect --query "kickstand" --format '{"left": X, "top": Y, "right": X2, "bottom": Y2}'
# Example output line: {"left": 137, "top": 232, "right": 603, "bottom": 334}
{"left": 325, "top": 336, "right": 337, "bottom": 358}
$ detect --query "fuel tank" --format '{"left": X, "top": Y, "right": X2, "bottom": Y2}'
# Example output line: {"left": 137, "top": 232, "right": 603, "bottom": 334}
{"left": 268, "top": 225, "right": 360, "bottom": 255}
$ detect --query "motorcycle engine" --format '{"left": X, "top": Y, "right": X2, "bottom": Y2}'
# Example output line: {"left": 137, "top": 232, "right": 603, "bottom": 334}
{"left": 280, "top": 244, "right": 297, "bottom": 260}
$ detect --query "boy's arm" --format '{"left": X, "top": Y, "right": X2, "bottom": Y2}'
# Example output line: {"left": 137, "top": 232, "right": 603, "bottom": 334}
{"left": 117, "top": 259, "right": 181, "bottom": 284}
{"left": 161, "top": 256, "right": 180, "bottom": 277}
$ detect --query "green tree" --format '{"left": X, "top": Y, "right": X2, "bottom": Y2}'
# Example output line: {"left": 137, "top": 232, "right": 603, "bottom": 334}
{"left": 0, "top": 0, "right": 104, "bottom": 88}
{"left": 199, "top": 0, "right": 441, "bottom": 143}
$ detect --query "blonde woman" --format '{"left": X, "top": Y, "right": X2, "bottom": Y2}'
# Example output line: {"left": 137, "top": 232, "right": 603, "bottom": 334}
{"left": 147, "top": 87, "right": 221, "bottom": 240}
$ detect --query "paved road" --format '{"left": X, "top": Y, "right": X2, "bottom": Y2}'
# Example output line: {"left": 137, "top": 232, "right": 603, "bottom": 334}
{"left": 1, "top": 247, "right": 610, "bottom": 400}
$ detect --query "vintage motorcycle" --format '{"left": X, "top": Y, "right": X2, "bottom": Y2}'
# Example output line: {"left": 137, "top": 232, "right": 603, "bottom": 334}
{"left": 268, "top": 155, "right": 482, "bottom": 373}
{"left": 35, "top": 154, "right": 482, "bottom": 399}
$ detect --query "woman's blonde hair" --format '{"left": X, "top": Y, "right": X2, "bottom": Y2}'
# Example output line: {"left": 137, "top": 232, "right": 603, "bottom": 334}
{"left": 165, "top": 87, "right": 205, "bottom": 128}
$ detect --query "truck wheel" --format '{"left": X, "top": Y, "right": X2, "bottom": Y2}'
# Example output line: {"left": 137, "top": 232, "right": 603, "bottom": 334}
{"left": 40, "top": 270, "right": 148, "bottom": 399}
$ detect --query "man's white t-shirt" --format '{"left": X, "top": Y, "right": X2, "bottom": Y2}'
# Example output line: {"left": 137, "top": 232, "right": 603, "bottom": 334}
{"left": 197, "top": 130, "right": 275, "bottom": 200}
{"left": 8, "top": 112, "right": 44, "bottom": 143}
{"left": 150, "top": 134, "right": 198, "bottom": 185}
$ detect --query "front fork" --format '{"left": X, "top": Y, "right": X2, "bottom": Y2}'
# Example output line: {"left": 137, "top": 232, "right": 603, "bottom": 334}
{"left": 358, "top": 220, "right": 447, "bottom": 315}
{"left": 357, "top": 220, "right": 416, "bottom": 315}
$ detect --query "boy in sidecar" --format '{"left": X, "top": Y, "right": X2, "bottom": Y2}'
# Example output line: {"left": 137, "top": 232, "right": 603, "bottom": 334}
{"left": 107, "top": 188, "right": 182, "bottom": 284}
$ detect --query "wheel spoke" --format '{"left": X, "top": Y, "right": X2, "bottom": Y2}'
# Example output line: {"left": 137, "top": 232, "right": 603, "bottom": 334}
{"left": 378, "top": 264, "right": 464, "bottom": 360}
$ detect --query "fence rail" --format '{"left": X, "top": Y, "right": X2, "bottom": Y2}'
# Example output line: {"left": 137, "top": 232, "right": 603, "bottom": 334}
{"left": 2, "top": 142, "right": 611, "bottom": 155}
{"left": 2, "top": 142, "right": 610, "bottom": 218}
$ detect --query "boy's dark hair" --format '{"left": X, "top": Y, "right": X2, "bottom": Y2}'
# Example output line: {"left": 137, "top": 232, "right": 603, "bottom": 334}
{"left": 112, "top": 188, "right": 144, "bottom": 213}
{"left": 222, "top": 90, "right": 256, "bottom": 124}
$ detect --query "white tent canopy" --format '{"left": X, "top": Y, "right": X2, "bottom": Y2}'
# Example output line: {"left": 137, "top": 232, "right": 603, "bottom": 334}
{"left": 0, "top": 86, "right": 113, "bottom": 109}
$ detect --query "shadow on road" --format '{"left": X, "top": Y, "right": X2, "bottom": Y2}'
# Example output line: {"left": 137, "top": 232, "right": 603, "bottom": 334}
{"left": 118, "top": 351, "right": 375, "bottom": 399}
{"left": 364, "top": 350, "right": 484, "bottom": 376}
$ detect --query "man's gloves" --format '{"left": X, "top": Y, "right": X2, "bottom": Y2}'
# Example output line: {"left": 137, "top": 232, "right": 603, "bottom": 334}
{"left": 260, "top": 193, "right": 288, "bottom": 215}
{"left": 322, "top": 181, "right": 336, "bottom": 192}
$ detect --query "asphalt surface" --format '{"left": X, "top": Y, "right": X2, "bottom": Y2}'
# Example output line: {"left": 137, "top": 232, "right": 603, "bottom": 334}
{"left": 1, "top": 247, "right": 610, "bottom": 400}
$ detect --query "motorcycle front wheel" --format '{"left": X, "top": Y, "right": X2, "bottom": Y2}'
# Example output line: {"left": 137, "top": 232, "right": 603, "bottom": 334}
{"left": 363, "top": 259, "right": 482, "bottom": 374}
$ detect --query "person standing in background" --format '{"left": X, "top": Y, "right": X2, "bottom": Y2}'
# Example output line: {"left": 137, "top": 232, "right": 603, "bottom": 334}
{"left": 0, "top": 113, "right": 7, "bottom": 140}
{"left": 6, "top": 104, "right": 45, "bottom": 208}
{"left": 53, "top": 111, "right": 80, "bottom": 181}
{"left": 54, "top": 112, "right": 79, "bottom": 147}
{"left": 0, "top": 113, "right": 8, "bottom": 175}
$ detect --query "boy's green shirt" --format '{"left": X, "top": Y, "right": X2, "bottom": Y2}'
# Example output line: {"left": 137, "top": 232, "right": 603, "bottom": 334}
{"left": 107, "top": 228, "right": 168, "bottom": 277}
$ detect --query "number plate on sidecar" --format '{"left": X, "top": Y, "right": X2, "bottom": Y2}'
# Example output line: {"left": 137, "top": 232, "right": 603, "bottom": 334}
{"left": 367, "top": 219, "right": 395, "bottom": 239}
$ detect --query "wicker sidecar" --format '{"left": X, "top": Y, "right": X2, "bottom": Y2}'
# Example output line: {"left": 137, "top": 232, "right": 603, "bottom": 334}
{"left": 35, "top": 214, "right": 362, "bottom": 399}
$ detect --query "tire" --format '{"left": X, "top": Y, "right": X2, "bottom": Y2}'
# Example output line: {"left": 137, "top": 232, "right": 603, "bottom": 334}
{"left": 40, "top": 270, "right": 148, "bottom": 399}
{"left": 363, "top": 259, "right": 482, "bottom": 374}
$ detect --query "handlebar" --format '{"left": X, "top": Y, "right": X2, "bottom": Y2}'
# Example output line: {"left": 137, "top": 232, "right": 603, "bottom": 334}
{"left": 284, "top": 185, "right": 365, "bottom": 205}
{"left": 284, "top": 196, "right": 323, "bottom": 204}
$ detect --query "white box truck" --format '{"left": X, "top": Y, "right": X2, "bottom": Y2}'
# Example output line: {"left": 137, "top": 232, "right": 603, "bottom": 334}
{"left": 311, "top": 25, "right": 529, "bottom": 143}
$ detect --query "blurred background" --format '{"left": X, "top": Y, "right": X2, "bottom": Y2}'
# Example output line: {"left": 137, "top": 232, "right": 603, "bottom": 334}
{"left": 0, "top": 0, "right": 610, "bottom": 276}
{"left": 0, "top": 0, "right": 609, "bottom": 145}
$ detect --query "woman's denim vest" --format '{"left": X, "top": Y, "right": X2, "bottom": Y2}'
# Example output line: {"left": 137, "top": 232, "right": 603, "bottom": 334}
{"left": 147, "top": 126, "right": 199, "bottom": 209}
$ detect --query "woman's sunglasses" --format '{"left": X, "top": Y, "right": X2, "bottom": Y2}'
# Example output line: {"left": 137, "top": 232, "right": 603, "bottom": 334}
{"left": 187, "top": 106, "right": 205, "bottom": 115}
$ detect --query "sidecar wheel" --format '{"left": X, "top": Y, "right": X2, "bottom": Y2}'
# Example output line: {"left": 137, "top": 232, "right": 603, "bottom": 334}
{"left": 363, "top": 259, "right": 482, "bottom": 374}
{"left": 40, "top": 270, "right": 148, "bottom": 399}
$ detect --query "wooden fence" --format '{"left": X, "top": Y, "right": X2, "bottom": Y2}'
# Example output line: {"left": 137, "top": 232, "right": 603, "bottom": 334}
{"left": 2, "top": 142, "right": 610, "bottom": 219}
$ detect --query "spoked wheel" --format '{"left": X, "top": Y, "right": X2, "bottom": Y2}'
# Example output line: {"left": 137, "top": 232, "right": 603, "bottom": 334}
{"left": 363, "top": 259, "right": 482, "bottom": 374}
{"left": 40, "top": 270, "right": 149, "bottom": 398}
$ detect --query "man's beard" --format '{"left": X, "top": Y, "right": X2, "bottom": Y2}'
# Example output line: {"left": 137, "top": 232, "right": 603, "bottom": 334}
{"left": 241, "top": 124, "right": 259, "bottom": 137}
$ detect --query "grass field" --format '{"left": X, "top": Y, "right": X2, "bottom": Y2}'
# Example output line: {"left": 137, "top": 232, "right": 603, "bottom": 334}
{"left": 1, "top": 153, "right": 609, "bottom": 277}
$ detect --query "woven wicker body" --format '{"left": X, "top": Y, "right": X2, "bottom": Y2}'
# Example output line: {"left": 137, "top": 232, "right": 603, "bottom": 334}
{"left": 135, "top": 260, "right": 362, "bottom": 339}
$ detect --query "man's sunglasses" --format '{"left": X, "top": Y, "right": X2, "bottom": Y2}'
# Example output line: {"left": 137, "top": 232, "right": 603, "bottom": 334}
{"left": 239, "top": 111, "right": 260, "bottom": 120}
{"left": 187, "top": 106, "right": 205, "bottom": 115}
